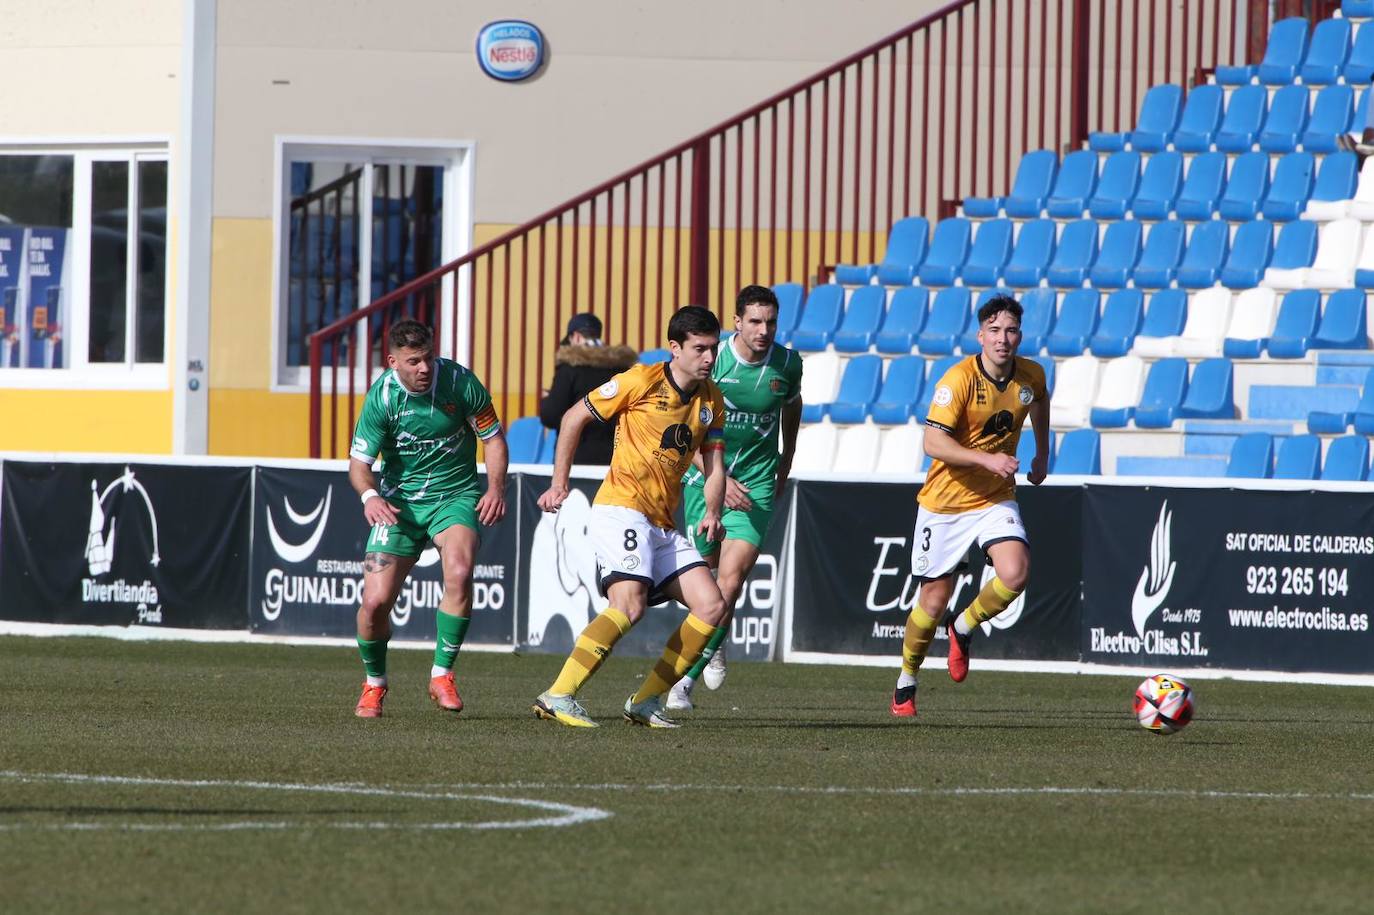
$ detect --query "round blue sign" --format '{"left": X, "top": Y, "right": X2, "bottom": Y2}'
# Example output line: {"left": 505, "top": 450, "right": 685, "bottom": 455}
{"left": 476, "top": 20, "right": 545, "bottom": 82}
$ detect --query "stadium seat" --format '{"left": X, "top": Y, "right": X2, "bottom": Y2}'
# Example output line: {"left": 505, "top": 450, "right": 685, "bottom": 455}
{"left": 1180, "top": 286, "right": 1236, "bottom": 357}
{"left": 1136, "top": 288, "right": 1189, "bottom": 344}
{"left": 1132, "top": 84, "right": 1184, "bottom": 152}
{"left": 1048, "top": 354, "right": 1101, "bottom": 427}
{"left": 1321, "top": 434, "right": 1371, "bottom": 481}
{"left": 1218, "top": 152, "right": 1271, "bottom": 222}
{"left": 1089, "top": 288, "right": 1145, "bottom": 358}
{"left": 1302, "top": 86, "right": 1354, "bottom": 155}
{"left": 1355, "top": 229, "right": 1374, "bottom": 288}
{"left": 1131, "top": 152, "right": 1183, "bottom": 221}
{"left": 1175, "top": 152, "right": 1228, "bottom": 222}
{"left": 1307, "top": 219, "right": 1363, "bottom": 289}
{"left": 790, "top": 284, "right": 846, "bottom": 351}
{"left": 960, "top": 288, "right": 1016, "bottom": 354}
{"left": 1311, "top": 367, "right": 1374, "bottom": 433}
{"left": 1054, "top": 428, "right": 1101, "bottom": 475}
{"left": 1302, "top": 17, "right": 1352, "bottom": 85}
{"left": 536, "top": 428, "right": 557, "bottom": 464}
{"left": 918, "top": 218, "right": 973, "bottom": 286}
{"left": 1222, "top": 287, "right": 1280, "bottom": 358}
{"left": 1132, "top": 220, "right": 1188, "bottom": 288}
{"left": 1133, "top": 357, "right": 1190, "bottom": 429}
{"left": 1273, "top": 434, "right": 1322, "bottom": 480}
{"left": 874, "top": 286, "right": 928, "bottom": 354}
{"left": 832, "top": 286, "right": 888, "bottom": 352}
{"left": 1258, "top": 86, "right": 1310, "bottom": 155}
{"left": 1220, "top": 219, "right": 1275, "bottom": 289}
{"left": 792, "top": 422, "right": 839, "bottom": 473}
{"left": 1172, "top": 85, "right": 1224, "bottom": 153}
{"left": 1089, "top": 354, "right": 1147, "bottom": 428}
{"left": 1001, "top": 219, "right": 1058, "bottom": 288}
{"left": 1216, "top": 85, "right": 1269, "bottom": 153}
{"left": 914, "top": 355, "right": 963, "bottom": 421}
{"left": 1046, "top": 289, "right": 1100, "bottom": 357}
{"left": 638, "top": 348, "right": 671, "bottom": 364}
{"left": 1226, "top": 432, "right": 1275, "bottom": 479}
{"left": 1177, "top": 357, "right": 1236, "bottom": 419}
{"left": 799, "top": 350, "right": 842, "bottom": 422}
{"left": 1046, "top": 219, "right": 1098, "bottom": 288}
{"left": 1089, "top": 151, "right": 1142, "bottom": 220}
{"left": 875, "top": 217, "right": 932, "bottom": 286}
{"left": 875, "top": 422, "right": 924, "bottom": 474}
{"left": 1213, "top": 61, "right": 1257, "bottom": 86}
{"left": 969, "top": 150, "right": 1057, "bottom": 219}
{"left": 1089, "top": 220, "right": 1143, "bottom": 288}
{"left": 1261, "top": 220, "right": 1320, "bottom": 289}
{"left": 870, "top": 355, "right": 926, "bottom": 425}
{"left": 1262, "top": 153, "right": 1315, "bottom": 223}
{"left": 917, "top": 287, "right": 972, "bottom": 355}
{"left": 1347, "top": 157, "right": 1374, "bottom": 222}
{"left": 832, "top": 264, "right": 877, "bottom": 286}
{"left": 1015, "top": 426, "right": 1055, "bottom": 472}
{"left": 1176, "top": 221, "right": 1231, "bottom": 289}
{"left": 1313, "top": 287, "right": 1369, "bottom": 349}
{"left": 1029, "top": 353, "right": 1056, "bottom": 394}
{"left": 831, "top": 424, "right": 881, "bottom": 474}
{"left": 1046, "top": 150, "right": 1099, "bottom": 218}
{"left": 1346, "top": 20, "right": 1374, "bottom": 84}
{"left": 1260, "top": 17, "right": 1312, "bottom": 84}
{"left": 1018, "top": 287, "right": 1058, "bottom": 354}
{"left": 1267, "top": 289, "right": 1323, "bottom": 358}
{"left": 1302, "top": 152, "right": 1359, "bottom": 220}
{"left": 506, "top": 417, "right": 545, "bottom": 464}
{"left": 773, "top": 283, "right": 803, "bottom": 344}
{"left": 960, "top": 218, "right": 1014, "bottom": 287}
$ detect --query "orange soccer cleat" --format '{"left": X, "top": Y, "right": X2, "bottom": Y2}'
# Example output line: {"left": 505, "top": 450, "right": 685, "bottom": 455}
{"left": 946, "top": 620, "right": 972, "bottom": 683}
{"left": 428, "top": 672, "right": 464, "bottom": 713}
{"left": 355, "top": 683, "right": 387, "bottom": 718}
{"left": 890, "top": 684, "right": 917, "bottom": 718}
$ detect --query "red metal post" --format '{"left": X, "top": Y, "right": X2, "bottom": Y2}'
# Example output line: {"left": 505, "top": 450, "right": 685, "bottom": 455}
{"left": 1070, "top": 0, "right": 1093, "bottom": 149}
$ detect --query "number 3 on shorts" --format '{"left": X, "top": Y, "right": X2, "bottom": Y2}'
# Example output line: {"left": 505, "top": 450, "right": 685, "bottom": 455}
{"left": 921, "top": 526, "right": 931, "bottom": 551}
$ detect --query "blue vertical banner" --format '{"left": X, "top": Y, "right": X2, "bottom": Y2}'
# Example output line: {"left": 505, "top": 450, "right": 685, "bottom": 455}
{"left": 25, "top": 227, "right": 68, "bottom": 368}
{"left": 0, "top": 227, "right": 24, "bottom": 368}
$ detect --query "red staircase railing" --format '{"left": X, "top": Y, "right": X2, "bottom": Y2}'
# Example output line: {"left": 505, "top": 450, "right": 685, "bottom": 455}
{"left": 310, "top": 0, "right": 1258, "bottom": 458}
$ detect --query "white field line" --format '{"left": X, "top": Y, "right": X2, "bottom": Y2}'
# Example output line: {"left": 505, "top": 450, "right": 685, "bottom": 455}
{"left": 0, "top": 771, "right": 611, "bottom": 832}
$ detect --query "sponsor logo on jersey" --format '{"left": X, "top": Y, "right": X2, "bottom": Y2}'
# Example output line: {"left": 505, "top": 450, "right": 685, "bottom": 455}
{"left": 932, "top": 386, "right": 953, "bottom": 407}
{"left": 980, "top": 410, "right": 1015, "bottom": 439}
{"left": 659, "top": 423, "right": 694, "bottom": 455}
{"left": 352, "top": 436, "right": 369, "bottom": 454}
{"left": 82, "top": 467, "right": 163, "bottom": 624}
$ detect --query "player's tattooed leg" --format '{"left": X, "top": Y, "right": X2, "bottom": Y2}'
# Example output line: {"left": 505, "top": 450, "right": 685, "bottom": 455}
{"left": 363, "top": 552, "right": 394, "bottom": 574}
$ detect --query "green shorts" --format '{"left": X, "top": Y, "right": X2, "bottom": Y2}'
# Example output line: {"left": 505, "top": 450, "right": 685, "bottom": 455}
{"left": 682, "top": 483, "right": 773, "bottom": 555}
{"left": 365, "top": 492, "right": 479, "bottom": 557}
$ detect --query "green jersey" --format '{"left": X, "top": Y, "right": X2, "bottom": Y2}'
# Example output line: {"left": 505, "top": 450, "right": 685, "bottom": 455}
{"left": 683, "top": 334, "right": 802, "bottom": 503}
{"left": 350, "top": 357, "right": 502, "bottom": 504}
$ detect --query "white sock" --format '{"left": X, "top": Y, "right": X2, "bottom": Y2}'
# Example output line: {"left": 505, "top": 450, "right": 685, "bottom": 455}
{"left": 366, "top": 675, "right": 388, "bottom": 688}
{"left": 954, "top": 613, "right": 974, "bottom": 637}
{"left": 896, "top": 671, "right": 917, "bottom": 689}
{"left": 431, "top": 664, "right": 451, "bottom": 678}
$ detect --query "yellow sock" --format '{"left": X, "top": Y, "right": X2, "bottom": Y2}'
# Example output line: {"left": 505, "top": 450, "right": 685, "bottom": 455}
{"left": 901, "top": 607, "right": 940, "bottom": 676}
{"left": 549, "top": 607, "right": 632, "bottom": 697}
{"left": 632, "top": 613, "right": 715, "bottom": 703}
{"left": 958, "top": 577, "right": 1021, "bottom": 632}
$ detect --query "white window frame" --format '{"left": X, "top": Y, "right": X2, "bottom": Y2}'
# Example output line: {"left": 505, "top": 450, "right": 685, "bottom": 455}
{"left": 271, "top": 137, "right": 475, "bottom": 392}
{"left": 0, "top": 138, "right": 171, "bottom": 391}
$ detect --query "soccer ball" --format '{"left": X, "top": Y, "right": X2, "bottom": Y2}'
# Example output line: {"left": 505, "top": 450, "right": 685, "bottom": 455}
{"left": 1133, "top": 674, "right": 1194, "bottom": 734}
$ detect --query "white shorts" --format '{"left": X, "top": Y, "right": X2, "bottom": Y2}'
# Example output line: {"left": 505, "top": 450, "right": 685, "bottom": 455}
{"left": 587, "top": 504, "right": 707, "bottom": 605}
{"left": 911, "top": 501, "right": 1028, "bottom": 581}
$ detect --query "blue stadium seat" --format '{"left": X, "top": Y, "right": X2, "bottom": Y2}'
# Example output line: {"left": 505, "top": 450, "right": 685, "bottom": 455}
{"left": 1273, "top": 434, "right": 1322, "bottom": 480}
{"left": 968, "top": 150, "right": 1057, "bottom": 219}
{"left": 1015, "top": 427, "right": 1055, "bottom": 471}
{"left": 1303, "top": 86, "right": 1354, "bottom": 154}
{"left": 875, "top": 287, "right": 928, "bottom": 354}
{"left": 1313, "top": 288, "right": 1369, "bottom": 350}
{"left": 1089, "top": 151, "right": 1142, "bottom": 220}
{"left": 1216, "top": 85, "right": 1269, "bottom": 153}
{"left": 1046, "top": 150, "right": 1099, "bottom": 218}
{"left": 1176, "top": 220, "right": 1230, "bottom": 289}
{"left": 1019, "top": 288, "right": 1058, "bottom": 354}
{"left": 536, "top": 428, "right": 558, "bottom": 464}
{"left": 1322, "top": 434, "right": 1370, "bottom": 481}
{"left": 960, "top": 218, "right": 1014, "bottom": 287}
{"left": 1132, "top": 152, "right": 1183, "bottom": 221}
{"left": 1001, "top": 219, "right": 1058, "bottom": 288}
{"left": 638, "top": 348, "right": 671, "bottom": 364}
{"left": 1172, "top": 85, "right": 1225, "bottom": 153}
{"left": 832, "top": 264, "right": 876, "bottom": 285}
{"left": 1306, "top": 151, "right": 1359, "bottom": 211}
{"left": 1307, "top": 370, "right": 1374, "bottom": 432}
{"left": 1133, "top": 220, "right": 1188, "bottom": 289}
{"left": 1089, "top": 220, "right": 1143, "bottom": 288}
{"left": 1133, "top": 357, "right": 1190, "bottom": 428}
{"left": 1174, "top": 152, "right": 1228, "bottom": 222}
{"left": 918, "top": 218, "right": 972, "bottom": 286}
{"left": 1213, "top": 62, "right": 1257, "bottom": 86}
{"left": 1302, "top": 17, "right": 1352, "bottom": 85}
{"left": 1267, "top": 289, "right": 1322, "bottom": 358}
{"left": 1258, "top": 85, "right": 1310, "bottom": 154}
{"left": 870, "top": 355, "right": 926, "bottom": 425}
{"left": 832, "top": 286, "right": 887, "bottom": 352}
{"left": 914, "top": 355, "right": 962, "bottom": 421}
{"left": 1088, "top": 288, "right": 1145, "bottom": 358}
{"left": 506, "top": 417, "right": 545, "bottom": 464}
{"left": 1262, "top": 152, "right": 1315, "bottom": 222}
{"left": 773, "top": 283, "right": 803, "bottom": 344}
{"left": 789, "top": 284, "right": 846, "bottom": 351}
{"left": 1045, "top": 289, "right": 1100, "bottom": 357}
{"left": 828, "top": 354, "right": 884, "bottom": 423}
{"left": 1346, "top": 21, "right": 1374, "bottom": 84}
{"left": 875, "top": 217, "right": 931, "bottom": 286}
{"left": 1220, "top": 219, "right": 1274, "bottom": 289}
{"left": 1046, "top": 219, "right": 1098, "bottom": 288}
{"left": 1268, "top": 219, "right": 1320, "bottom": 276}
{"left": 917, "top": 287, "right": 971, "bottom": 355}
{"left": 1054, "top": 428, "right": 1101, "bottom": 475}
{"left": 1227, "top": 432, "right": 1274, "bottom": 479}
{"left": 1259, "top": 17, "right": 1311, "bottom": 85}
{"left": 1132, "top": 84, "right": 1184, "bottom": 151}
{"left": 960, "top": 288, "right": 1016, "bottom": 353}
{"left": 1218, "top": 151, "right": 1271, "bottom": 222}
{"left": 1178, "top": 357, "right": 1235, "bottom": 419}
{"left": 1139, "top": 288, "right": 1189, "bottom": 340}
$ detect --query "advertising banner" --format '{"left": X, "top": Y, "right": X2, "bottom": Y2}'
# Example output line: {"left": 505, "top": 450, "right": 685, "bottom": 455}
{"left": 24, "top": 228, "right": 67, "bottom": 369}
{"left": 0, "top": 461, "right": 250, "bottom": 628}
{"left": 250, "top": 466, "right": 518, "bottom": 643}
{"left": 1082, "top": 486, "right": 1374, "bottom": 674}
{"left": 789, "top": 480, "right": 1082, "bottom": 661}
{"left": 0, "top": 227, "right": 25, "bottom": 368}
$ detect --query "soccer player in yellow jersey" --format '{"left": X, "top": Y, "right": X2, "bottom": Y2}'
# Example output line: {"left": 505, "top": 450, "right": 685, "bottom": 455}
{"left": 891, "top": 294, "right": 1050, "bottom": 718}
{"left": 533, "top": 306, "right": 729, "bottom": 729}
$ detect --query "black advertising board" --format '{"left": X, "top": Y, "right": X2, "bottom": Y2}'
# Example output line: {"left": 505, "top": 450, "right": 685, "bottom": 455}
{"left": 789, "top": 480, "right": 1082, "bottom": 661}
{"left": 251, "top": 466, "right": 518, "bottom": 644}
{"left": 1082, "top": 485, "right": 1374, "bottom": 673}
{"left": 0, "top": 461, "right": 250, "bottom": 629}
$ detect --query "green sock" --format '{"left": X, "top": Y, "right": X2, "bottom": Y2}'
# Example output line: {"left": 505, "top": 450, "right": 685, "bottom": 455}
{"left": 357, "top": 636, "right": 388, "bottom": 679}
{"left": 433, "top": 612, "right": 471, "bottom": 670}
{"left": 685, "top": 625, "right": 729, "bottom": 680}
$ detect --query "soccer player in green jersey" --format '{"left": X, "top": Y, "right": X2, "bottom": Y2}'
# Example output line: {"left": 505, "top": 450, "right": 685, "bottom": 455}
{"left": 347, "top": 320, "right": 509, "bottom": 718}
{"left": 668, "top": 285, "right": 803, "bottom": 710}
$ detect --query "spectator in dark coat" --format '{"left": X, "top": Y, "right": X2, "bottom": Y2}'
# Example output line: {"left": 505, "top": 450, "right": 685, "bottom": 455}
{"left": 539, "top": 313, "right": 637, "bottom": 465}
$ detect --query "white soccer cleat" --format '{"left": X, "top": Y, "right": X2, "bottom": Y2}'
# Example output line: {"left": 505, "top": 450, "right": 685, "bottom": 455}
{"left": 702, "top": 643, "right": 727, "bottom": 690}
{"left": 623, "top": 694, "right": 680, "bottom": 728}
{"left": 665, "top": 676, "right": 695, "bottom": 711}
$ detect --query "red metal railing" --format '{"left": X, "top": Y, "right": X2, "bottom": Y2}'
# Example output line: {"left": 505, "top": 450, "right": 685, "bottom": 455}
{"left": 310, "top": 0, "right": 1260, "bottom": 458}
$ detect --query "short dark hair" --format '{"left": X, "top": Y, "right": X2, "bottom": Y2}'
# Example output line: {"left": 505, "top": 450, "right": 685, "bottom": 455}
{"left": 977, "top": 294, "right": 1023, "bottom": 325}
{"left": 735, "top": 284, "right": 779, "bottom": 316}
{"left": 667, "top": 305, "right": 721, "bottom": 344}
{"left": 388, "top": 319, "right": 433, "bottom": 351}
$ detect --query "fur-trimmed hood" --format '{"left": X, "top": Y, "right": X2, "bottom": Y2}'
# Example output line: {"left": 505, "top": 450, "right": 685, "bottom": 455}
{"left": 553, "top": 344, "right": 638, "bottom": 369}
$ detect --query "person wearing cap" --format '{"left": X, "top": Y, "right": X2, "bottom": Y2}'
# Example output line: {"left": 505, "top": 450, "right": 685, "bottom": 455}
{"left": 538, "top": 313, "right": 637, "bottom": 465}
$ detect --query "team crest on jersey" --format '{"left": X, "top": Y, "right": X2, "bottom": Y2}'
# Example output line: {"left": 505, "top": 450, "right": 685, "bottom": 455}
{"left": 769, "top": 378, "right": 785, "bottom": 394}
{"left": 1018, "top": 386, "right": 1033, "bottom": 405}
{"left": 599, "top": 379, "right": 619, "bottom": 398}
{"left": 699, "top": 406, "right": 713, "bottom": 425}
{"left": 441, "top": 401, "right": 458, "bottom": 415}
{"left": 932, "top": 386, "right": 953, "bottom": 407}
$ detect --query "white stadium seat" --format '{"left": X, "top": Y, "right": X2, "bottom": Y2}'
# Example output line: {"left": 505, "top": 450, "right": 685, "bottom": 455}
{"left": 799, "top": 350, "right": 843, "bottom": 406}
{"left": 1091, "top": 354, "right": 1146, "bottom": 414}
{"left": 1172, "top": 286, "right": 1233, "bottom": 358}
{"left": 792, "top": 422, "right": 839, "bottom": 473}
{"left": 1348, "top": 157, "right": 1374, "bottom": 223}
{"left": 875, "top": 422, "right": 924, "bottom": 475}
{"left": 1223, "top": 287, "right": 1279, "bottom": 349}
{"left": 832, "top": 423, "right": 881, "bottom": 473}
{"left": 1048, "top": 354, "right": 1101, "bottom": 428}
{"left": 1304, "top": 217, "right": 1361, "bottom": 289}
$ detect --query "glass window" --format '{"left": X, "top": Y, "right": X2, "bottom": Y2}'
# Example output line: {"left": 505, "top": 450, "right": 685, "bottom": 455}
{"left": 0, "top": 155, "right": 74, "bottom": 369}
{"left": 89, "top": 161, "right": 130, "bottom": 363}
{"left": 135, "top": 160, "right": 167, "bottom": 364}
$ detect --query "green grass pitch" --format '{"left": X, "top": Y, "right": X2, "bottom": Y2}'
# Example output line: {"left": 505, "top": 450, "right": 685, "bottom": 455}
{"left": 2, "top": 636, "right": 1372, "bottom": 913}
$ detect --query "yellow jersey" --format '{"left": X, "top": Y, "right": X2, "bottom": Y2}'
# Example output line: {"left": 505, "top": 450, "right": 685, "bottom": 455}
{"left": 584, "top": 361, "right": 725, "bottom": 529}
{"left": 919, "top": 355, "right": 1047, "bottom": 514}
